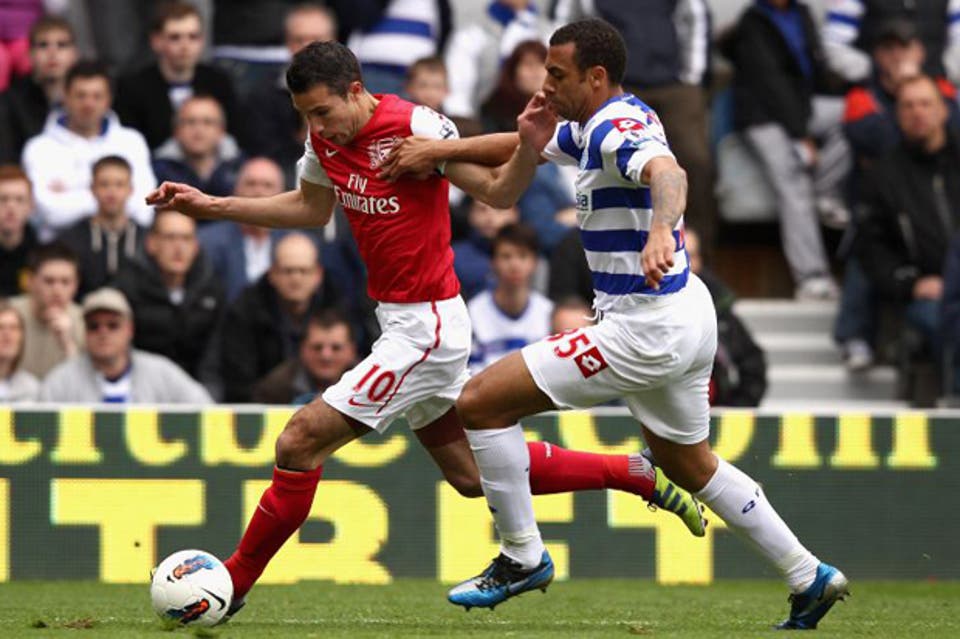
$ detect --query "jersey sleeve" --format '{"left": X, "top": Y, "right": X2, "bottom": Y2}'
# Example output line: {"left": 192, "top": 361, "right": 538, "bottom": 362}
{"left": 541, "top": 122, "right": 582, "bottom": 167}
{"left": 410, "top": 105, "right": 460, "bottom": 174}
{"left": 296, "top": 138, "right": 333, "bottom": 187}
{"left": 604, "top": 116, "right": 676, "bottom": 186}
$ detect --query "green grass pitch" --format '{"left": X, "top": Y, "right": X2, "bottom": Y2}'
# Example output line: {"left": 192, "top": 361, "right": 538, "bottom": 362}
{"left": 1, "top": 580, "right": 957, "bottom": 638}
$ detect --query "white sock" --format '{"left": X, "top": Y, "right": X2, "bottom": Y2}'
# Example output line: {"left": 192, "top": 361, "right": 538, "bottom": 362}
{"left": 465, "top": 425, "right": 544, "bottom": 569}
{"left": 696, "top": 457, "right": 819, "bottom": 592}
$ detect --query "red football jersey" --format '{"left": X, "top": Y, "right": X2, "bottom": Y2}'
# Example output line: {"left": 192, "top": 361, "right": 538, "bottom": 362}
{"left": 301, "top": 94, "right": 460, "bottom": 304}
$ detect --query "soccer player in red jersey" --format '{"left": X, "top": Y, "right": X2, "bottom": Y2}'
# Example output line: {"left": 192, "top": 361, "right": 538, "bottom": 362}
{"left": 146, "top": 41, "right": 705, "bottom": 618}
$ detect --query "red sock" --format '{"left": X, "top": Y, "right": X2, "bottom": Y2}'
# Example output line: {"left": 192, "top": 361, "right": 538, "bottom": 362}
{"left": 526, "top": 441, "right": 655, "bottom": 499}
{"left": 224, "top": 466, "right": 322, "bottom": 600}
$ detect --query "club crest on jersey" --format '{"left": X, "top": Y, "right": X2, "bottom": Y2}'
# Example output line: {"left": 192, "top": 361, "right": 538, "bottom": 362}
{"left": 368, "top": 136, "right": 401, "bottom": 168}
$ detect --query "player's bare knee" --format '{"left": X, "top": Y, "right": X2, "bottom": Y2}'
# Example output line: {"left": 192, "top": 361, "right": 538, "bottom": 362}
{"left": 275, "top": 408, "right": 324, "bottom": 466}
{"left": 455, "top": 381, "right": 486, "bottom": 429}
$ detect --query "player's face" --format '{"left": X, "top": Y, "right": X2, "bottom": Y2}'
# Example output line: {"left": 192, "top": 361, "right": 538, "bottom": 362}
{"left": 84, "top": 310, "right": 132, "bottom": 362}
{"left": 147, "top": 213, "right": 199, "bottom": 278}
{"left": 543, "top": 43, "right": 592, "bottom": 122}
{"left": 292, "top": 81, "right": 365, "bottom": 146}
{"left": 30, "top": 28, "right": 77, "bottom": 82}
{"left": 91, "top": 166, "right": 132, "bottom": 218}
{"left": 153, "top": 15, "right": 203, "bottom": 72}
{"left": 0, "top": 310, "right": 24, "bottom": 364}
{"left": 300, "top": 324, "right": 356, "bottom": 383}
{"left": 492, "top": 243, "right": 537, "bottom": 288}
{"left": 64, "top": 76, "right": 111, "bottom": 131}
{"left": 31, "top": 260, "right": 78, "bottom": 310}
{"left": 0, "top": 179, "right": 32, "bottom": 237}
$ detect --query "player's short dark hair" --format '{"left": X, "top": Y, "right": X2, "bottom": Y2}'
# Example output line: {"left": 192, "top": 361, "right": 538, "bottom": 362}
{"left": 29, "top": 15, "right": 75, "bottom": 47}
{"left": 26, "top": 242, "right": 78, "bottom": 274}
{"left": 549, "top": 18, "right": 626, "bottom": 85}
{"left": 151, "top": 1, "right": 202, "bottom": 33}
{"left": 92, "top": 155, "right": 132, "bottom": 179}
{"left": 405, "top": 56, "right": 446, "bottom": 84}
{"left": 286, "top": 40, "right": 362, "bottom": 97}
{"left": 307, "top": 308, "right": 355, "bottom": 342}
{"left": 492, "top": 223, "right": 539, "bottom": 257}
{"left": 65, "top": 59, "right": 111, "bottom": 92}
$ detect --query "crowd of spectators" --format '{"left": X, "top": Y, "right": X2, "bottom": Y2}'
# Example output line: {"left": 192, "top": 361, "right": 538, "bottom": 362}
{"left": 6, "top": 0, "right": 960, "bottom": 407}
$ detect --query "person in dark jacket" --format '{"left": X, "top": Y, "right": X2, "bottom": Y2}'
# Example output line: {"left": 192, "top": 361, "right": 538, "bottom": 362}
{"left": 0, "top": 16, "right": 78, "bottom": 164}
{"left": 57, "top": 156, "right": 146, "bottom": 297}
{"left": 0, "top": 165, "right": 38, "bottom": 297}
{"left": 940, "top": 234, "right": 960, "bottom": 394}
{"left": 726, "top": 0, "right": 848, "bottom": 300}
{"left": 152, "top": 95, "right": 244, "bottom": 199}
{"left": 238, "top": 3, "right": 337, "bottom": 187}
{"left": 547, "top": 228, "right": 593, "bottom": 306}
{"left": 452, "top": 198, "right": 519, "bottom": 300}
{"left": 858, "top": 74, "right": 960, "bottom": 358}
{"left": 220, "top": 232, "right": 342, "bottom": 402}
{"left": 114, "top": 209, "right": 224, "bottom": 382}
{"left": 114, "top": 2, "right": 238, "bottom": 150}
{"left": 835, "top": 19, "right": 960, "bottom": 371}
{"left": 252, "top": 308, "right": 358, "bottom": 404}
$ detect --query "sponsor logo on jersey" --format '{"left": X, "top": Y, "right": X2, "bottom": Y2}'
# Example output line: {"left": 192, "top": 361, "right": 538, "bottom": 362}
{"left": 333, "top": 186, "right": 401, "bottom": 215}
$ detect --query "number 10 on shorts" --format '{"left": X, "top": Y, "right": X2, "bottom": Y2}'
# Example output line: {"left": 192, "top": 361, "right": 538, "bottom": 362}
{"left": 548, "top": 330, "right": 609, "bottom": 379}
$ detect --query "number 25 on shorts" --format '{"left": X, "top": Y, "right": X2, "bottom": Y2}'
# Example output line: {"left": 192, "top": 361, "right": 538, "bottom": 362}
{"left": 548, "top": 330, "right": 609, "bottom": 379}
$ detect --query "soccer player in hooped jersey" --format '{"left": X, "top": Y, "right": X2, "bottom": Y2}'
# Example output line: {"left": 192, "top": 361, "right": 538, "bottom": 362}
{"left": 146, "top": 40, "right": 707, "bottom": 620}
{"left": 381, "top": 19, "right": 849, "bottom": 630}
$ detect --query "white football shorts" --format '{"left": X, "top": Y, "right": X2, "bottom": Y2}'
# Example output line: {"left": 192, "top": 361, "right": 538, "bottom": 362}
{"left": 521, "top": 274, "right": 718, "bottom": 445}
{"left": 323, "top": 295, "right": 471, "bottom": 433}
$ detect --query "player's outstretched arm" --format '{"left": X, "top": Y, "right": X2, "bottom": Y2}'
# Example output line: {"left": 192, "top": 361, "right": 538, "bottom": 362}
{"left": 640, "top": 156, "right": 688, "bottom": 289}
{"left": 145, "top": 179, "right": 336, "bottom": 228}
{"left": 378, "top": 133, "right": 519, "bottom": 181}
{"left": 443, "top": 93, "right": 556, "bottom": 208}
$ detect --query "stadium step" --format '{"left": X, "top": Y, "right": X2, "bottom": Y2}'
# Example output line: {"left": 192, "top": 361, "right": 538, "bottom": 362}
{"left": 733, "top": 299, "right": 904, "bottom": 407}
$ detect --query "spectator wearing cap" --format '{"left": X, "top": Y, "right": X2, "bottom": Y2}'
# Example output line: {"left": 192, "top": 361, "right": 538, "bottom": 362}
{"left": 40, "top": 287, "right": 212, "bottom": 403}
{"left": 10, "top": 242, "right": 84, "bottom": 378}
{"left": 0, "top": 301, "right": 39, "bottom": 402}
{"left": 822, "top": 0, "right": 960, "bottom": 84}
{"left": 114, "top": 1, "right": 238, "bottom": 151}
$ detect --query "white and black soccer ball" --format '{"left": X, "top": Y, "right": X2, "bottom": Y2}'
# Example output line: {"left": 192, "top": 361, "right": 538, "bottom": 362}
{"left": 150, "top": 549, "right": 233, "bottom": 627}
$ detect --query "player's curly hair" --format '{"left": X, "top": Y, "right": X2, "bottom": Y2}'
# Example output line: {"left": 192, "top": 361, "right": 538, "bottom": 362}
{"left": 287, "top": 40, "right": 362, "bottom": 97}
{"left": 550, "top": 18, "right": 626, "bottom": 85}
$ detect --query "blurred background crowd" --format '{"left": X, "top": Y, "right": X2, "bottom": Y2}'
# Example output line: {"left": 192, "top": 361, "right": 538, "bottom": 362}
{"left": 1, "top": 0, "right": 959, "bottom": 408}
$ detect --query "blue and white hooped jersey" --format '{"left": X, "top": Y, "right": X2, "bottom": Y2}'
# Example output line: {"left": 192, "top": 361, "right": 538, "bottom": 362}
{"left": 542, "top": 93, "right": 688, "bottom": 313}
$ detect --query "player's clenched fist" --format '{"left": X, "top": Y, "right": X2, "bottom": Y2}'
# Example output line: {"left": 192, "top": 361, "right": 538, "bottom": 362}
{"left": 146, "top": 181, "right": 216, "bottom": 219}
{"left": 640, "top": 226, "right": 676, "bottom": 290}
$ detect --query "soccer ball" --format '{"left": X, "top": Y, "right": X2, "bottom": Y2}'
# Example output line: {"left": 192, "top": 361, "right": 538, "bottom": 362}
{"left": 150, "top": 549, "right": 233, "bottom": 627}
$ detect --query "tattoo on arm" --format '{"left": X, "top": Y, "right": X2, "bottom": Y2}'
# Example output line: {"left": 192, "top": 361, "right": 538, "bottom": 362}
{"left": 650, "top": 168, "right": 687, "bottom": 229}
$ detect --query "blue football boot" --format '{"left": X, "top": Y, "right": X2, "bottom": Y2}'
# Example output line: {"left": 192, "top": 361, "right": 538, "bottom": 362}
{"left": 776, "top": 563, "right": 850, "bottom": 630}
{"left": 447, "top": 551, "right": 554, "bottom": 611}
